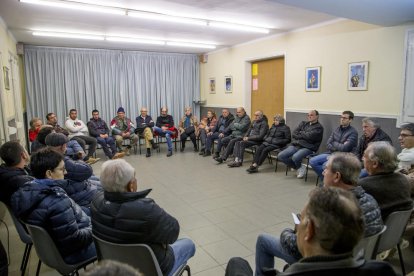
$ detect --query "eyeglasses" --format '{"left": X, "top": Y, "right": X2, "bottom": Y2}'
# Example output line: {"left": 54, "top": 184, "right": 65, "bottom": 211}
{"left": 340, "top": 116, "right": 350, "bottom": 120}
{"left": 399, "top": 133, "right": 414, "bottom": 138}
{"left": 292, "top": 212, "right": 301, "bottom": 225}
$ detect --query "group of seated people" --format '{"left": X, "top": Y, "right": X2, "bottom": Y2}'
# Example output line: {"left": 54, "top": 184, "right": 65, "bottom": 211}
{"left": 1, "top": 106, "right": 413, "bottom": 275}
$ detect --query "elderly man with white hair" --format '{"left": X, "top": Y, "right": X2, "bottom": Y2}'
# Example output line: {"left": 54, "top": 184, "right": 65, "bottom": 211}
{"left": 90, "top": 159, "right": 195, "bottom": 276}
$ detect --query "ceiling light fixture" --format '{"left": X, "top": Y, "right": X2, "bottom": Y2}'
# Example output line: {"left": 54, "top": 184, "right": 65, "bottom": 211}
{"left": 208, "top": 22, "right": 270, "bottom": 34}
{"left": 106, "top": 36, "right": 165, "bottom": 45}
{"left": 166, "top": 41, "right": 216, "bottom": 49}
{"left": 33, "top": 31, "right": 105, "bottom": 40}
{"left": 20, "top": 0, "right": 125, "bottom": 15}
{"left": 128, "top": 11, "right": 207, "bottom": 26}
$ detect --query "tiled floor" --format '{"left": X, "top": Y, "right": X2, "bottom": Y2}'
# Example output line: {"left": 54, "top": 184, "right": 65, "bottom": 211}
{"left": 1, "top": 146, "right": 413, "bottom": 275}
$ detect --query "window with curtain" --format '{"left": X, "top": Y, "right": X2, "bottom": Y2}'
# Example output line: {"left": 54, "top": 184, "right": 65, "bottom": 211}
{"left": 24, "top": 46, "right": 200, "bottom": 127}
{"left": 400, "top": 29, "right": 414, "bottom": 124}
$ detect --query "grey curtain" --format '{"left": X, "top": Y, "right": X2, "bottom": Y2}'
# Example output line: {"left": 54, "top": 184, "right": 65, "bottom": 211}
{"left": 24, "top": 45, "right": 200, "bottom": 128}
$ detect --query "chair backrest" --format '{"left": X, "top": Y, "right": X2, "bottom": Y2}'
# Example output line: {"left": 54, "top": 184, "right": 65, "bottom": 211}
{"left": 0, "top": 202, "right": 32, "bottom": 244}
{"left": 25, "top": 223, "right": 80, "bottom": 275}
{"left": 93, "top": 234, "right": 163, "bottom": 276}
{"left": 375, "top": 208, "right": 413, "bottom": 254}
{"left": 353, "top": 225, "right": 387, "bottom": 260}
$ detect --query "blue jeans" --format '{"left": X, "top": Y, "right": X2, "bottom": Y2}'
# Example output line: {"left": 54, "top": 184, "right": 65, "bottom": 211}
{"left": 205, "top": 132, "right": 220, "bottom": 152}
{"left": 309, "top": 153, "right": 330, "bottom": 181}
{"left": 153, "top": 126, "right": 173, "bottom": 151}
{"left": 255, "top": 233, "right": 298, "bottom": 276}
{"left": 96, "top": 136, "right": 117, "bottom": 158}
{"left": 168, "top": 238, "right": 196, "bottom": 276}
{"left": 277, "top": 145, "right": 313, "bottom": 170}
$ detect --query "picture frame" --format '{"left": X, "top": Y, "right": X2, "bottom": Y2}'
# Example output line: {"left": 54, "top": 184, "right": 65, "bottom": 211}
{"left": 3, "top": 66, "right": 10, "bottom": 91}
{"left": 209, "top": 78, "right": 216, "bottom": 94}
{"left": 348, "top": 61, "right": 369, "bottom": 91}
{"left": 225, "top": 76, "right": 232, "bottom": 93}
{"left": 305, "top": 66, "right": 321, "bottom": 92}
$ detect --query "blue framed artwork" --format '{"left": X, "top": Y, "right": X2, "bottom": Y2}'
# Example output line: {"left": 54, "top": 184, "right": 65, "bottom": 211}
{"left": 305, "top": 66, "right": 321, "bottom": 92}
{"left": 348, "top": 61, "right": 368, "bottom": 91}
{"left": 225, "top": 76, "right": 232, "bottom": 93}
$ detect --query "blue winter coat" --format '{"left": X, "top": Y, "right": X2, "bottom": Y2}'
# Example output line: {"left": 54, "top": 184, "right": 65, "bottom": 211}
{"left": 10, "top": 179, "right": 95, "bottom": 264}
{"left": 326, "top": 125, "right": 358, "bottom": 153}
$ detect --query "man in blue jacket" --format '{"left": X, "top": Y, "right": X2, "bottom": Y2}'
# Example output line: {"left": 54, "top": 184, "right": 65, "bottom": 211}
{"left": 309, "top": 110, "right": 358, "bottom": 183}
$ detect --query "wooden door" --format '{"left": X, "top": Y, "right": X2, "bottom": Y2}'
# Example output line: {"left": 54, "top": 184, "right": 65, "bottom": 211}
{"left": 251, "top": 57, "right": 284, "bottom": 126}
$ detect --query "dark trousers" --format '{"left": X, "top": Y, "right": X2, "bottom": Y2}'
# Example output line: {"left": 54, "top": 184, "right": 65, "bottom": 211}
{"left": 205, "top": 132, "right": 221, "bottom": 151}
{"left": 180, "top": 131, "right": 197, "bottom": 148}
{"left": 233, "top": 140, "right": 260, "bottom": 162}
{"left": 253, "top": 144, "right": 279, "bottom": 166}
{"left": 221, "top": 137, "right": 243, "bottom": 160}
{"left": 199, "top": 128, "right": 207, "bottom": 149}
{"left": 96, "top": 136, "right": 117, "bottom": 158}
{"left": 71, "top": 135, "right": 97, "bottom": 157}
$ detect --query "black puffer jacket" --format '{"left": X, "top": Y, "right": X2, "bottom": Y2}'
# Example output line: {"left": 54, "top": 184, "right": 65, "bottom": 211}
{"left": 11, "top": 179, "right": 94, "bottom": 263}
{"left": 263, "top": 122, "right": 291, "bottom": 147}
{"left": 280, "top": 186, "right": 384, "bottom": 261}
{"left": 91, "top": 189, "right": 179, "bottom": 275}
{"left": 0, "top": 165, "right": 34, "bottom": 205}
{"left": 213, "top": 113, "right": 235, "bottom": 134}
{"left": 291, "top": 121, "right": 324, "bottom": 152}
{"left": 245, "top": 116, "right": 269, "bottom": 142}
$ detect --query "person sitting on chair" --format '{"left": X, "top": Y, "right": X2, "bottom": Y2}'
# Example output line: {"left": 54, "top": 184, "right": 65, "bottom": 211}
{"left": 91, "top": 159, "right": 195, "bottom": 276}
{"left": 29, "top": 117, "right": 42, "bottom": 142}
{"left": 246, "top": 115, "right": 291, "bottom": 173}
{"left": 11, "top": 148, "right": 96, "bottom": 265}
{"left": 178, "top": 107, "right": 199, "bottom": 152}
{"left": 153, "top": 107, "right": 176, "bottom": 157}
{"left": 226, "top": 188, "right": 395, "bottom": 276}
{"left": 135, "top": 107, "right": 158, "bottom": 157}
{"left": 88, "top": 109, "right": 124, "bottom": 160}
{"left": 198, "top": 109, "right": 217, "bottom": 156}
{"left": 204, "top": 109, "right": 234, "bottom": 157}
{"left": 110, "top": 107, "right": 138, "bottom": 156}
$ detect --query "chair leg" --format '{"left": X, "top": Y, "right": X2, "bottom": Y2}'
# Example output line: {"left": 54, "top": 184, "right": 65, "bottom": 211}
{"left": 397, "top": 243, "right": 406, "bottom": 276}
{"left": 184, "top": 265, "right": 191, "bottom": 276}
{"left": 21, "top": 243, "right": 32, "bottom": 274}
{"left": 36, "top": 259, "right": 42, "bottom": 276}
{"left": 315, "top": 176, "right": 319, "bottom": 187}
{"left": 285, "top": 165, "right": 288, "bottom": 175}
{"left": 304, "top": 158, "right": 310, "bottom": 182}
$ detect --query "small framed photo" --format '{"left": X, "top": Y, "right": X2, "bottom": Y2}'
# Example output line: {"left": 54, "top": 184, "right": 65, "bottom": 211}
{"left": 348, "top": 61, "right": 369, "bottom": 91}
{"left": 225, "top": 76, "right": 232, "bottom": 93}
{"left": 3, "top": 66, "right": 10, "bottom": 90}
{"left": 305, "top": 66, "right": 321, "bottom": 92}
{"left": 209, "top": 78, "right": 216, "bottom": 94}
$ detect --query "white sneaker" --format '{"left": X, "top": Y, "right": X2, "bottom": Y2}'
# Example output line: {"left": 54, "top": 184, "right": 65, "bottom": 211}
{"left": 297, "top": 164, "right": 306, "bottom": 179}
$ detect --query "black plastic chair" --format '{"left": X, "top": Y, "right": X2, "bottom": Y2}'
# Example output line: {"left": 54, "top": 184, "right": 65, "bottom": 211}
{"left": 26, "top": 224, "right": 96, "bottom": 276}
{"left": 353, "top": 225, "right": 387, "bottom": 260}
{"left": 93, "top": 235, "right": 191, "bottom": 276}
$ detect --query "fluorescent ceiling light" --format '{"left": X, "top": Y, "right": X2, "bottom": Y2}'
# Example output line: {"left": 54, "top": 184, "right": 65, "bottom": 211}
{"left": 209, "top": 22, "right": 269, "bottom": 34}
{"left": 20, "top": 0, "right": 125, "bottom": 15}
{"left": 33, "top": 31, "right": 104, "bottom": 40}
{"left": 166, "top": 41, "right": 216, "bottom": 49}
{"left": 106, "top": 36, "right": 165, "bottom": 45}
{"left": 128, "top": 11, "right": 206, "bottom": 26}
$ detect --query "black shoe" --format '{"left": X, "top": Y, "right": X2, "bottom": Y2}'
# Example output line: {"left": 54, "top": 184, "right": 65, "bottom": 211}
{"left": 180, "top": 147, "right": 185, "bottom": 152}
{"left": 247, "top": 167, "right": 258, "bottom": 173}
{"left": 246, "top": 165, "right": 255, "bottom": 171}
{"left": 194, "top": 146, "right": 199, "bottom": 152}
{"left": 146, "top": 148, "right": 151, "bottom": 158}
{"left": 228, "top": 162, "right": 242, "bottom": 167}
{"left": 203, "top": 150, "right": 211, "bottom": 157}
{"left": 213, "top": 152, "right": 219, "bottom": 159}
{"left": 167, "top": 151, "right": 173, "bottom": 157}
{"left": 215, "top": 157, "right": 224, "bottom": 164}
{"left": 199, "top": 150, "right": 205, "bottom": 155}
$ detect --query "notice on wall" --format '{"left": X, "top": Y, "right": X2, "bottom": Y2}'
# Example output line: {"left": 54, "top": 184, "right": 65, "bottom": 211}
{"left": 252, "top": 78, "right": 258, "bottom": 91}
{"left": 252, "top": 64, "right": 258, "bottom": 76}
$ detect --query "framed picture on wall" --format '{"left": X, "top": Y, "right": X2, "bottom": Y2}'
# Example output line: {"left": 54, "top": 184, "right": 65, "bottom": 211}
{"left": 209, "top": 78, "right": 216, "bottom": 94}
{"left": 3, "top": 66, "right": 10, "bottom": 90}
{"left": 348, "top": 61, "right": 368, "bottom": 91}
{"left": 225, "top": 76, "right": 232, "bottom": 93}
{"left": 305, "top": 66, "right": 321, "bottom": 92}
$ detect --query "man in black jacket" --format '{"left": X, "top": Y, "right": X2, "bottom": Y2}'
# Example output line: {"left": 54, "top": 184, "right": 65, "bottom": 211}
{"left": 204, "top": 108, "right": 234, "bottom": 157}
{"left": 0, "top": 141, "right": 34, "bottom": 205}
{"left": 278, "top": 110, "right": 324, "bottom": 179}
{"left": 87, "top": 109, "right": 124, "bottom": 160}
{"left": 135, "top": 107, "right": 158, "bottom": 157}
{"left": 91, "top": 159, "right": 195, "bottom": 276}
{"left": 153, "top": 107, "right": 176, "bottom": 157}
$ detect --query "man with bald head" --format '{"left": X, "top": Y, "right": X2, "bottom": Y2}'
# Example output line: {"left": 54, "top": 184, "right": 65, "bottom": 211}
{"left": 278, "top": 110, "right": 324, "bottom": 178}
{"left": 135, "top": 107, "right": 158, "bottom": 157}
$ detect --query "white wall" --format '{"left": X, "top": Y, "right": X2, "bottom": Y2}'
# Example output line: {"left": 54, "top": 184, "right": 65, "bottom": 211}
{"left": 201, "top": 19, "right": 414, "bottom": 118}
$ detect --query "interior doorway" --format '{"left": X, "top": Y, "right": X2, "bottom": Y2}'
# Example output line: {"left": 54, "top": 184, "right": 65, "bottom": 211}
{"left": 250, "top": 57, "right": 285, "bottom": 125}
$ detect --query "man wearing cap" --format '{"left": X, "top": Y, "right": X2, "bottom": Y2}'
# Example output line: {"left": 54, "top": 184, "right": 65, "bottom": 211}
{"left": 87, "top": 109, "right": 124, "bottom": 160}
{"left": 110, "top": 107, "right": 138, "bottom": 156}
{"left": 45, "top": 133, "right": 100, "bottom": 215}
{"left": 65, "top": 109, "right": 100, "bottom": 164}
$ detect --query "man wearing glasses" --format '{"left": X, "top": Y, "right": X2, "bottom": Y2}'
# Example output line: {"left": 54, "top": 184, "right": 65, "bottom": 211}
{"left": 277, "top": 110, "right": 324, "bottom": 178}
{"left": 309, "top": 111, "right": 358, "bottom": 183}
{"left": 397, "top": 123, "right": 414, "bottom": 171}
